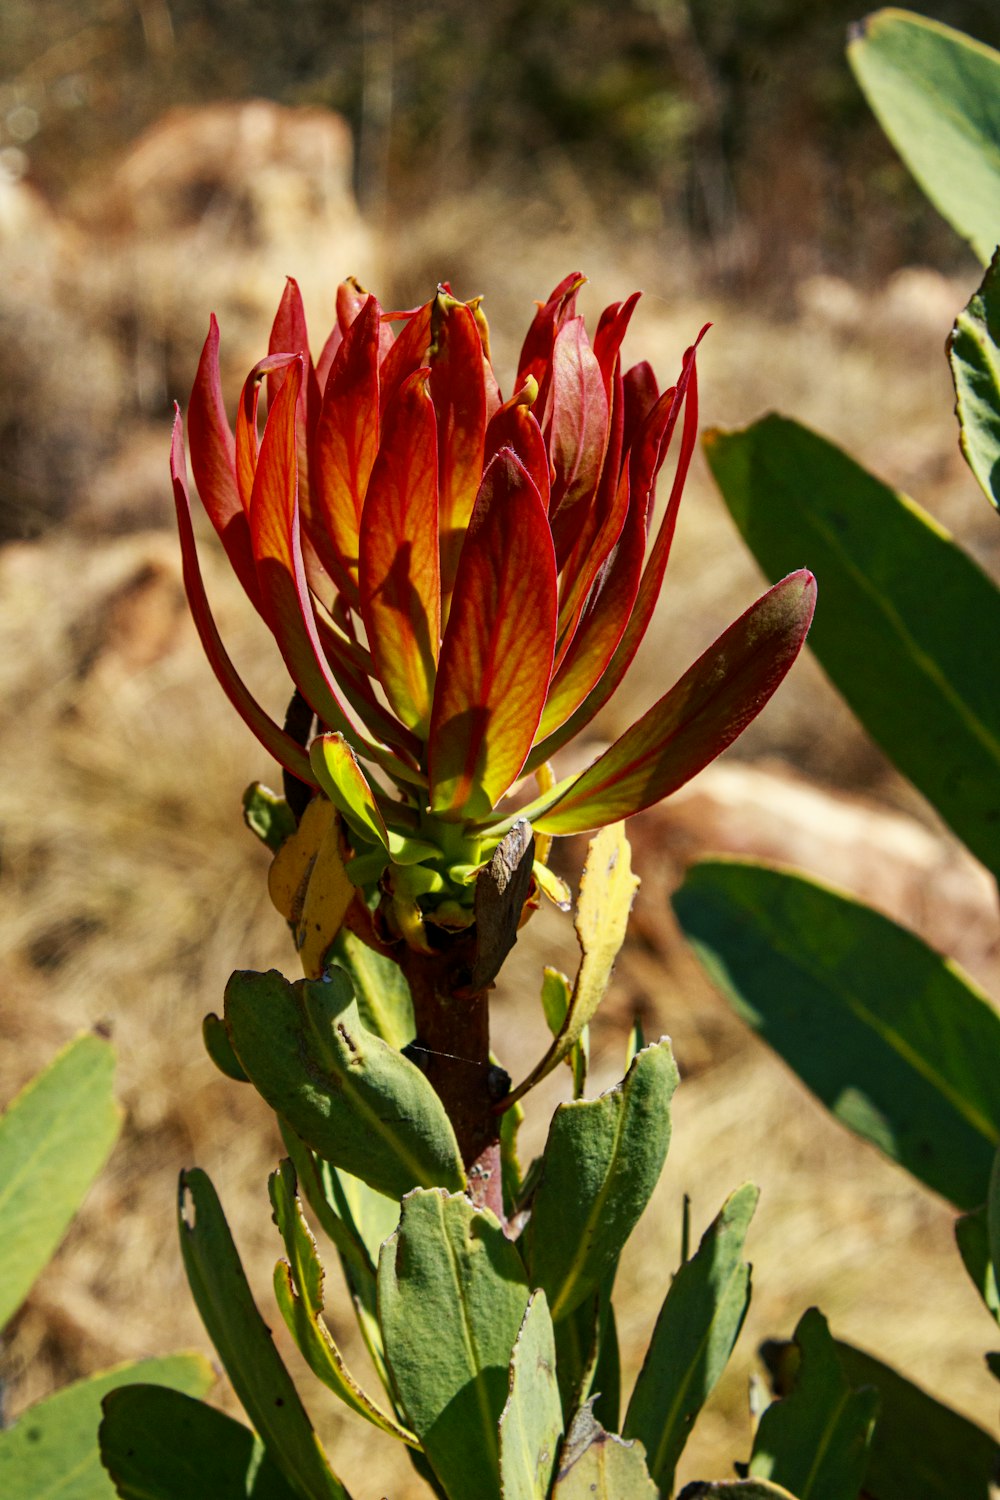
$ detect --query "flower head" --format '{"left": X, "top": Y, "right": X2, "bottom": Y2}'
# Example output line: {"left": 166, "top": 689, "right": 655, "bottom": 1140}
{"left": 172, "top": 274, "right": 814, "bottom": 947}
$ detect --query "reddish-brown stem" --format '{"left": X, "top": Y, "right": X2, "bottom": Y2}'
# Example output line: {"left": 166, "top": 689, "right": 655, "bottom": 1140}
{"left": 400, "top": 943, "right": 504, "bottom": 1221}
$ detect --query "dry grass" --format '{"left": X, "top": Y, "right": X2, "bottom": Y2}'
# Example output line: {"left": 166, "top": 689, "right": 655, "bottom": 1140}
{"left": 2, "top": 139, "right": 998, "bottom": 1494}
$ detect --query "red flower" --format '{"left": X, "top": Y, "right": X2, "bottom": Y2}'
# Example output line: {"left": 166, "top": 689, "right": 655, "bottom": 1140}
{"left": 172, "top": 274, "right": 814, "bottom": 927}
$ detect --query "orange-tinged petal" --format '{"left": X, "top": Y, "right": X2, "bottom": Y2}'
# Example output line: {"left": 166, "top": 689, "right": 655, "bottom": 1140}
{"left": 483, "top": 384, "right": 551, "bottom": 510}
{"left": 311, "top": 295, "right": 381, "bottom": 603}
{"left": 592, "top": 291, "right": 641, "bottom": 390}
{"left": 428, "top": 294, "right": 488, "bottom": 598}
{"left": 527, "top": 332, "right": 704, "bottom": 768}
{"left": 359, "top": 369, "right": 441, "bottom": 734}
{"left": 187, "top": 316, "right": 262, "bottom": 614}
{"left": 379, "top": 301, "right": 432, "bottom": 414}
{"left": 267, "top": 277, "right": 320, "bottom": 424}
{"left": 236, "top": 352, "right": 299, "bottom": 514}
{"left": 249, "top": 359, "right": 375, "bottom": 751}
{"left": 532, "top": 571, "right": 817, "bottom": 836}
{"left": 543, "top": 316, "right": 610, "bottom": 563}
{"left": 171, "top": 409, "right": 316, "bottom": 786}
{"left": 428, "top": 449, "right": 557, "bottom": 819}
{"left": 517, "top": 271, "right": 585, "bottom": 388}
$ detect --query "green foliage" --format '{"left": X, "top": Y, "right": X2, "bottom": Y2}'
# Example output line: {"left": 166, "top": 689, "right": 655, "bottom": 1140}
{"left": 750, "top": 1309, "right": 878, "bottom": 1499}
{"left": 704, "top": 414, "right": 1000, "bottom": 882}
{"left": 0, "top": 1354, "right": 212, "bottom": 1500}
{"left": 498, "top": 1291, "right": 564, "bottom": 1500}
{"left": 829, "top": 1341, "right": 999, "bottom": 1499}
{"left": 177, "top": 1168, "right": 350, "bottom": 1500}
{"left": 0, "top": 1033, "right": 122, "bottom": 1329}
{"left": 100, "top": 1384, "right": 302, "bottom": 1500}
{"left": 377, "top": 1189, "right": 530, "bottom": 1500}
{"left": 525, "top": 1039, "right": 678, "bottom": 1321}
{"left": 848, "top": 8, "right": 1000, "bottom": 263}
{"left": 224, "top": 967, "right": 465, "bottom": 1198}
{"left": 950, "top": 250, "right": 1000, "bottom": 511}
{"left": 673, "top": 860, "right": 1000, "bottom": 1209}
{"left": 624, "top": 1183, "right": 758, "bottom": 1495}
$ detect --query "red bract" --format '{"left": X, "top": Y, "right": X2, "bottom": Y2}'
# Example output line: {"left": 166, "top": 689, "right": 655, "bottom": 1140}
{"left": 172, "top": 275, "right": 815, "bottom": 853}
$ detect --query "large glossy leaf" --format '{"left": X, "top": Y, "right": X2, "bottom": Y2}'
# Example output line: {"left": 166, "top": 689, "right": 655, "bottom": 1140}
{"left": 0, "top": 1353, "right": 211, "bottom": 1500}
{"left": 704, "top": 414, "right": 1000, "bottom": 879}
{"left": 225, "top": 967, "right": 465, "bottom": 1199}
{"left": 327, "top": 929, "right": 414, "bottom": 1048}
{"left": 100, "top": 1384, "right": 301, "bottom": 1500}
{"left": 178, "top": 1168, "right": 349, "bottom": 1500}
{"left": 268, "top": 1160, "right": 415, "bottom": 1444}
{"left": 750, "top": 1309, "right": 878, "bottom": 1500}
{"left": 378, "top": 1189, "right": 531, "bottom": 1500}
{"left": 0, "top": 1034, "right": 122, "bottom": 1329}
{"left": 624, "top": 1183, "right": 758, "bottom": 1494}
{"left": 507, "top": 823, "right": 638, "bottom": 1106}
{"left": 832, "top": 1341, "right": 999, "bottom": 1499}
{"left": 530, "top": 571, "right": 815, "bottom": 836}
{"left": 950, "top": 250, "right": 1000, "bottom": 511}
{"left": 526, "top": 1039, "right": 678, "bottom": 1321}
{"left": 428, "top": 447, "right": 558, "bottom": 820}
{"left": 847, "top": 9, "right": 1000, "bottom": 264}
{"left": 498, "top": 1291, "right": 564, "bottom": 1500}
{"left": 551, "top": 1406, "right": 657, "bottom": 1499}
{"left": 674, "top": 860, "right": 1000, "bottom": 1209}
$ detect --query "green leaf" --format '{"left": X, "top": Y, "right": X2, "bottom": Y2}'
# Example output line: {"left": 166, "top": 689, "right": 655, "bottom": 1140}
{"left": 950, "top": 251, "right": 1000, "bottom": 511}
{"left": 500, "top": 1095, "right": 525, "bottom": 1216}
{"left": 551, "top": 1405, "right": 657, "bottom": 1498}
{"left": 847, "top": 8, "right": 1000, "bottom": 264}
{"left": 673, "top": 860, "right": 1000, "bottom": 1209}
{"left": 955, "top": 1206, "right": 1000, "bottom": 1324}
{"left": 225, "top": 967, "right": 465, "bottom": 1199}
{"left": 498, "top": 1290, "right": 564, "bottom": 1500}
{"left": 989, "top": 1140, "right": 1000, "bottom": 1305}
{"left": 704, "top": 414, "right": 1000, "bottom": 880}
{"left": 0, "top": 1353, "right": 211, "bottom": 1500}
{"left": 178, "top": 1168, "right": 350, "bottom": 1500}
{"left": 0, "top": 1034, "right": 122, "bottom": 1329}
{"left": 526, "top": 1039, "right": 678, "bottom": 1321}
{"left": 624, "top": 1183, "right": 759, "bottom": 1493}
{"left": 202, "top": 1012, "right": 249, "bottom": 1082}
{"left": 242, "top": 781, "right": 297, "bottom": 852}
{"left": 268, "top": 1160, "right": 416, "bottom": 1444}
{"left": 100, "top": 1384, "right": 301, "bottom": 1500}
{"left": 310, "top": 733, "right": 390, "bottom": 851}
{"left": 750, "top": 1309, "right": 877, "bottom": 1500}
{"left": 508, "top": 824, "right": 639, "bottom": 1106}
{"left": 831, "top": 1340, "right": 1000, "bottom": 1500}
{"left": 377, "top": 1189, "right": 531, "bottom": 1500}
{"left": 328, "top": 929, "right": 414, "bottom": 1048}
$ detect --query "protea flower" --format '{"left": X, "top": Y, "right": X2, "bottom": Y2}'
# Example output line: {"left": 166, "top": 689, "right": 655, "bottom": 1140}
{"left": 171, "top": 273, "right": 814, "bottom": 951}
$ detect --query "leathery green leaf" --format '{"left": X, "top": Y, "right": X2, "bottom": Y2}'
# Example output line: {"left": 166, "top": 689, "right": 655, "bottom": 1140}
{"left": 0, "top": 1353, "right": 211, "bottom": 1500}
{"left": 225, "top": 967, "right": 465, "bottom": 1199}
{"left": 532, "top": 572, "right": 815, "bottom": 837}
{"left": 498, "top": 1291, "right": 563, "bottom": 1500}
{"left": 378, "top": 1189, "right": 531, "bottom": 1500}
{"left": 100, "top": 1384, "right": 301, "bottom": 1500}
{"left": 0, "top": 1033, "right": 122, "bottom": 1330}
{"left": 831, "top": 1340, "right": 999, "bottom": 1500}
{"left": 551, "top": 1405, "right": 657, "bottom": 1499}
{"left": 526, "top": 1038, "right": 678, "bottom": 1321}
{"left": 989, "top": 1145, "right": 1000, "bottom": 1312}
{"left": 268, "top": 1160, "right": 416, "bottom": 1445}
{"left": 178, "top": 1169, "right": 349, "bottom": 1500}
{"left": 950, "top": 251, "right": 1000, "bottom": 511}
{"left": 955, "top": 1205, "right": 1000, "bottom": 1324}
{"left": 847, "top": 9, "right": 1000, "bottom": 264}
{"left": 327, "top": 928, "right": 415, "bottom": 1049}
{"left": 507, "top": 824, "right": 638, "bottom": 1106}
{"left": 673, "top": 860, "right": 1000, "bottom": 1209}
{"left": 624, "top": 1183, "right": 758, "bottom": 1494}
{"left": 750, "top": 1309, "right": 878, "bottom": 1500}
{"left": 704, "top": 415, "right": 1000, "bottom": 879}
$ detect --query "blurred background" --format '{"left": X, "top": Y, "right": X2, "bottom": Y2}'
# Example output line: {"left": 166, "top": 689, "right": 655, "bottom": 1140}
{"left": 2, "top": 1, "right": 1000, "bottom": 1493}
